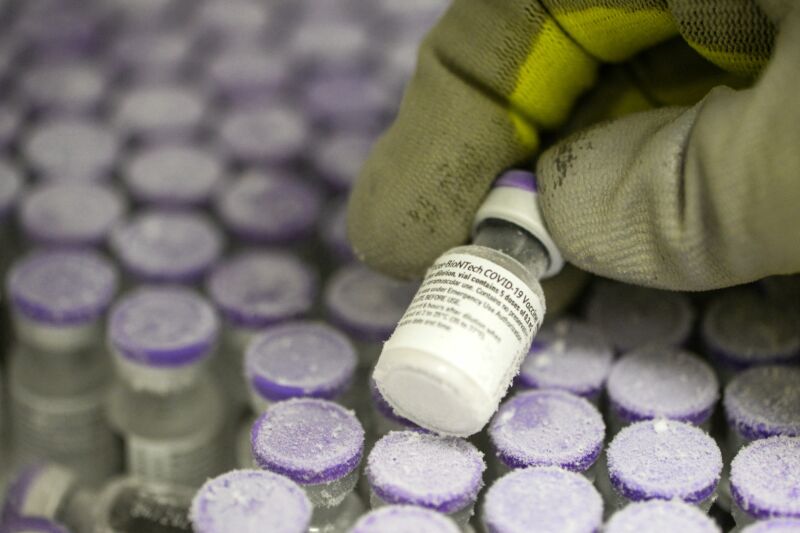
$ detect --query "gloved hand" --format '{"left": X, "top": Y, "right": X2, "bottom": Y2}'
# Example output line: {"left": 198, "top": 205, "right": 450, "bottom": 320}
{"left": 347, "top": 0, "right": 800, "bottom": 301}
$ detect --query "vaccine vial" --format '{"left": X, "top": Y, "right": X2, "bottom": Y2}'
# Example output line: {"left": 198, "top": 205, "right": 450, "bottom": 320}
{"left": 481, "top": 466, "right": 603, "bottom": 533}
{"left": 351, "top": 505, "right": 460, "bottom": 533}
{"left": 204, "top": 45, "right": 290, "bottom": 104}
{"left": 110, "top": 30, "right": 195, "bottom": 83}
{"left": 741, "top": 519, "right": 800, "bottom": 533}
{"left": 1, "top": 464, "right": 85, "bottom": 529}
{"left": 730, "top": 436, "right": 800, "bottom": 527}
{"left": 604, "top": 500, "right": 721, "bottom": 533}
{"left": 106, "top": 287, "right": 226, "bottom": 487}
{"left": 374, "top": 170, "right": 562, "bottom": 436}
{"left": 113, "top": 83, "right": 207, "bottom": 144}
{"left": 191, "top": 470, "right": 312, "bottom": 533}
{"left": 585, "top": 279, "right": 695, "bottom": 353}
{"left": 289, "top": 17, "right": 370, "bottom": 77}
{"left": 488, "top": 389, "right": 605, "bottom": 480}
{"left": 604, "top": 419, "right": 723, "bottom": 512}
{"left": 366, "top": 431, "right": 485, "bottom": 526}
{"left": 517, "top": 319, "right": 613, "bottom": 403}
{"left": 606, "top": 346, "right": 719, "bottom": 432}
{"left": 304, "top": 73, "right": 393, "bottom": 134}
{"left": 251, "top": 399, "right": 366, "bottom": 533}
{"left": 217, "top": 107, "right": 308, "bottom": 169}
{"left": 18, "top": 60, "right": 106, "bottom": 117}
{"left": 313, "top": 131, "right": 374, "bottom": 192}
{"left": 0, "top": 517, "right": 69, "bottom": 533}
{"left": 191, "top": 0, "right": 271, "bottom": 52}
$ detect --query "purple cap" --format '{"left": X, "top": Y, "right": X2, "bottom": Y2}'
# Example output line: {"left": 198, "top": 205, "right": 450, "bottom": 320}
{"left": 370, "top": 379, "right": 423, "bottom": 430}
{"left": 324, "top": 264, "right": 418, "bottom": 342}
{"left": 20, "top": 182, "right": 126, "bottom": 247}
{"left": 0, "top": 105, "right": 21, "bottom": 151}
{"left": 607, "top": 420, "right": 722, "bottom": 504}
{"left": 607, "top": 346, "right": 719, "bottom": 425}
{"left": 206, "top": 47, "right": 290, "bottom": 102}
{"left": 214, "top": 172, "right": 321, "bottom": 244}
{"left": 245, "top": 321, "right": 357, "bottom": 402}
{"left": 123, "top": 145, "right": 224, "bottom": 207}
{"left": 110, "top": 210, "right": 222, "bottom": 283}
{"left": 192, "top": 0, "right": 270, "bottom": 43}
{"left": 16, "top": 3, "right": 106, "bottom": 58}
{"left": 1, "top": 464, "right": 74, "bottom": 522}
{"left": 108, "top": 286, "right": 219, "bottom": 367}
{"left": 23, "top": 117, "right": 118, "bottom": 182}
{"left": 206, "top": 251, "right": 316, "bottom": 328}
{"left": 191, "top": 470, "right": 312, "bottom": 533}
{"left": 289, "top": 20, "right": 370, "bottom": 74}
{"left": 111, "top": 30, "right": 193, "bottom": 80}
{"left": 585, "top": 280, "right": 695, "bottom": 353}
{"left": 7, "top": 249, "right": 117, "bottom": 325}
{"left": 605, "top": 500, "right": 721, "bottom": 533}
{"left": 320, "top": 198, "right": 355, "bottom": 263}
{"left": 304, "top": 73, "right": 392, "bottom": 132}
{"left": 314, "top": 131, "right": 374, "bottom": 191}
{"left": 725, "top": 366, "right": 800, "bottom": 441}
{"left": 0, "top": 517, "right": 69, "bottom": 533}
{"left": 114, "top": 83, "right": 206, "bottom": 141}
{"left": 0, "top": 158, "right": 23, "bottom": 218}
{"left": 495, "top": 170, "right": 537, "bottom": 192}
{"left": 743, "top": 519, "right": 800, "bottom": 533}
{"left": 731, "top": 437, "right": 800, "bottom": 520}
{"left": 366, "top": 431, "right": 485, "bottom": 513}
{"left": 702, "top": 288, "right": 800, "bottom": 370}
{"left": 20, "top": 60, "right": 105, "bottom": 115}
{"left": 351, "top": 506, "right": 460, "bottom": 533}
{"left": 218, "top": 108, "right": 307, "bottom": 167}
{"left": 489, "top": 389, "right": 605, "bottom": 472}
{"left": 519, "top": 319, "right": 613, "bottom": 398}
{"left": 251, "top": 399, "right": 365, "bottom": 485}
{"left": 481, "top": 466, "right": 603, "bottom": 533}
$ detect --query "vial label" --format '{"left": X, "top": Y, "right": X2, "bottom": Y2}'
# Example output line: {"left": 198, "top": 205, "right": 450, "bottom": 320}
{"left": 126, "top": 429, "right": 222, "bottom": 488}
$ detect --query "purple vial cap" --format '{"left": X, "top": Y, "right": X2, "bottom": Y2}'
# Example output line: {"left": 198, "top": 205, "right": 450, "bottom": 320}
{"left": 585, "top": 280, "right": 695, "bottom": 353}
{"left": 0, "top": 159, "right": 23, "bottom": 218}
{"left": 351, "top": 506, "right": 460, "bottom": 533}
{"left": 369, "top": 379, "right": 423, "bottom": 430}
{"left": 218, "top": 108, "right": 307, "bottom": 166}
{"left": 7, "top": 249, "right": 117, "bottom": 325}
{"left": 607, "top": 346, "right": 719, "bottom": 425}
{"left": 320, "top": 199, "right": 355, "bottom": 263}
{"left": 482, "top": 466, "right": 603, "bottom": 533}
{"left": 110, "top": 210, "right": 223, "bottom": 283}
{"left": 489, "top": 389, "right": 605, "bottom": 472}
{"left": 314, "top": 131, "right": 374, "bottom": 191}
{"left": 324, "top": 264, "right": 418, "bottom": 342}
{"left": 193, "top": 0, "right": 270, "bottom": 41}
{"left": 289, "top": 20, "right": 369, "bottom": 74}
{"left": 1, "top": 464, "right": 49, "bottom": 521}
{"left": 366, "top": 431, "right": 485, "bottom": 514}
{"left": 20, "top": 182, "right": 126, "bottom": 247}
{"left": 304, "top": 74, "right": 392, "bottom": 131}
{"left": 111, "top": 30, "right": 193, "bottom": 79}
{"left": 207, "top": 47, "right": 290, "bottom": 101}
{"left": 108, "top": 286, "right": 219, "bottom": 367}
{"left": 607, "top": 420, "right": 722, "bottom": 504}
{"left": 0, "top": 517, "right": 69, "bottom": 533}
{"left": 20, "top": 60, "right": 105, "bottom": 114}
{"left": 215, "top": 172, "right": 321, "bottom": 244}
{"left": 114, "top": 83, "right": 206, "bottom": 139}
{"left": 245, "top": 321, "right": 357, "bottom": 402}
{"left": 519, "top": 319, "right": 613, "bottom": 398}
{"left": 124, "top": 145, "right": 224, "bottom": 207}
{"left": 251, "top": 398, "right": 365, "bottom": 485}
{"left": 731, "top": 436, "right": 800, "bottom": 520}
{"left": 191, "top": 470, "right": 312, "bottom": 533}
{"left": 495, "top": 170, "right": 537, "bottom": 192}
{"left": 605, "top": 500, "right": 721, "bottom": 533}
{"left": 743, "top": 519, "right": 800, "bottom": 533}
{"left": 725, "top": 366, "right": 800, "bottom": 441}
{"left": 206, "top": 251, "right": 316, "bottom": 328}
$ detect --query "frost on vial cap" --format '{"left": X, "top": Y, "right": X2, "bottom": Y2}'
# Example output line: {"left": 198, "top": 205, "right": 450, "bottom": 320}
{"left": 191, "top": 470, "right": 311, "bottom": 533}
{"left": 351, "top": 505, "right": 460, "bottom": 533}
{"left": 489, "top": 389, "right": 605, "bottom": 472}
{"left": 218, "top": 108, "right": 307, "bottom": 166}
{"left": 730, "top": 436, "right": 800, "bottom": 520}
{"left": 742, "top": 519, "right": 800, "bottom": 532}
{"left": 481, "top": 466, "right": 603, "bottom": 533}
{"left": 607, "top": 346, "right": 719, "bottom": 425}
{"left": 605, "top": 500, "right": 721, "bottom": 533}
{"left": 607, "top": 420, "right": 722, "bottom": 504}
{"left": 366, "top": 431, "right": 485, "bottom": 513}
{"left": 724, "top": 366, "right": 800, "bottom": 440}
{"left": 251, "top": 398, "right": 364, "bottom": 485}
{"left": 114, "top": 83, "right": 205, "bottom": 140}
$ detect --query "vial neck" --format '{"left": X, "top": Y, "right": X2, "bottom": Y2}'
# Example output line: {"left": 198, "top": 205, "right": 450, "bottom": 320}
{"left": 473, "top": 219, "right": 549, "bottom": 279}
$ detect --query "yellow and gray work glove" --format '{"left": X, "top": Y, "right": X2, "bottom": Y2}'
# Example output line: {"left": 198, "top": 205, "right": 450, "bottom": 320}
{"left": 347, "top": 0, "right": 800, "bottom": 298}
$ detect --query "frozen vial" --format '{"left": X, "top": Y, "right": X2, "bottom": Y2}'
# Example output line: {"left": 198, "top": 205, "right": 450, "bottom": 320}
{"left": 488, "top": 389, "right": 605, "bottom": 479}
{"left": 204, "top": 45, "right": 290, "bottom": 103}
{"left": 109, "top": 210, "right": 223, "bottom": 284}
{"left": 289, "top": 18, "right": 371, "bottom": 76}
{"left": 370, "top": 379, "right": 424, "bottom": 437}
{"left": 191, "top": 0, "right": 271, "bottom": 50}
{"left": 191, "top": 470, "right": 311, "bottom": 533}
{"left": 604, "top": 500, "right": 721, "bottom": 533}
{"left": 481, "top": 466, "right": 603, "bottom": 533}
{"left": 366, "top": 431, "right": 485, "bottom": 526}
{"left": 319, "top": 198, "right": 356, "bottom": 266}
{"left": 313, "top": 131, "right": 374, "bottom": 192}
{"left": 351, "top": 505, "right": 460, "bottom": 533}
{"left": 304, "top": 73, "right": 393, "bottom": 133}
{"left": 605, "top": 419, "right": 723, "bottom": 511}
{"left": 122, "top": 144, "right": 225, "bottom": 208}
{"left": 517, "top": 318, "right": 614, "bottom": 403}
{"left": 585, "top": 279, "right": 695, "bottom": 353}
{"left": 217, "top": 107, "right": 308, "bottom": 168}
{"left": 730, "top": 436, "right": 800, "bottom": 527}
{"left": 19, "top": 60, "right": 106, "bottom": 116}
{"left": 19, "top": 182, "right": 126, "bottom": 248}
{"left": 107, "top": 287, "right": 226, "bottom": 487}
{"left": 113, "top": 83, "right": 207, "bottom": 144}
{"left": 110, "top": 30, "right": 194, "bottom": 82}
{"left": 606, "top": 346, "right": 719, "bottom": 432}
{"left": 0, "top": 517, "right": 69, "bottom": 533}
{"left": 251, "top": 399, "right": 366, "bottom": 532}
{"left": 22, "top": 117, "right": 118, "bottom": 182}
{"left": 742, "top": 519, "right": 800, "bottom": 533}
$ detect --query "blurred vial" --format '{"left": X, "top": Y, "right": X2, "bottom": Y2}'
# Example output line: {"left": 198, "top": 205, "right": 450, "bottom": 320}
{"left": 488, "top": 389, "right": 605, "bottom": 480}
{"left": 741, "top": 519, "right": 800, "bottom": 533}
{"left": 0, "top": 158, "right": 23, "bottom": 271}
{"left": 318, "top": 198, "right": 356, "bottom": 268}
{"left": 0, "top": 105, "right": 22, "bottom": 152}
{"left": 105, "top": 0, "right": 192, "bottom": 30}
{"left": 251, "top": 399, "right": 366, "bottom": 533}
{"left": 313, "top": 131, "right": 374, "bottom": 193}
{"left": 351, "top": 506, "right": 460, "bottom": 533}
{"left": 203, "top": 44, "right": 291, "bottom": 105}
{"left": 288, "top": 17, "right": 372, "bottom": 78}
{"left": 304, "top": 73, "right": 394, "bottom": 134}
{"left": 19, "top": 182, "right": 126, "bottom": 249}
{"left": 481, "top": 466, "right": 603, "bottom": 533}
{"left": 107, "top": 287, "right": 226, "bottom": 487}
{"left": 18, "top": 60, "right": 107, "bottom": 117}
{"left": 369, "top": 379, "right": 424, "bottom": 438}
{"left": 0, "top": 516, "right": 70, "bottom": 533}
{"left": 517, "top": 318, "right": 614, "bottom": 404}
{"left": 109, "top": 210, "right": 223, "bottom": 285}
{"left": 377, "top": 37, "right": 420, "bottom": 99}
{"left": 217, "top": 107, "right": 308, "bottom": 169}
{"left": 109, "top": 29, "right": 196, "bottom": 83}
{"left": 585, "top": 279, "right": 695, "bottom": 353}
{"left": 22, "top": 117, "right": 119, "bottom": 182}
{"left": 604, "top": 500, "right": 721, "bottom": 533}
{"left": 606, "top": 346, "right": 719, "bottom": 433}
{"left": 14, "top": 1, "right": 109, "bottom": 60}
{"left": 191, "top": 470, "right": 312, "bottom": 533}
{"left": 366, "top": 431, "right": 485, "bottom": 527}
{"left": 190, "top": 0, "right": 272, "bottom": 52}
